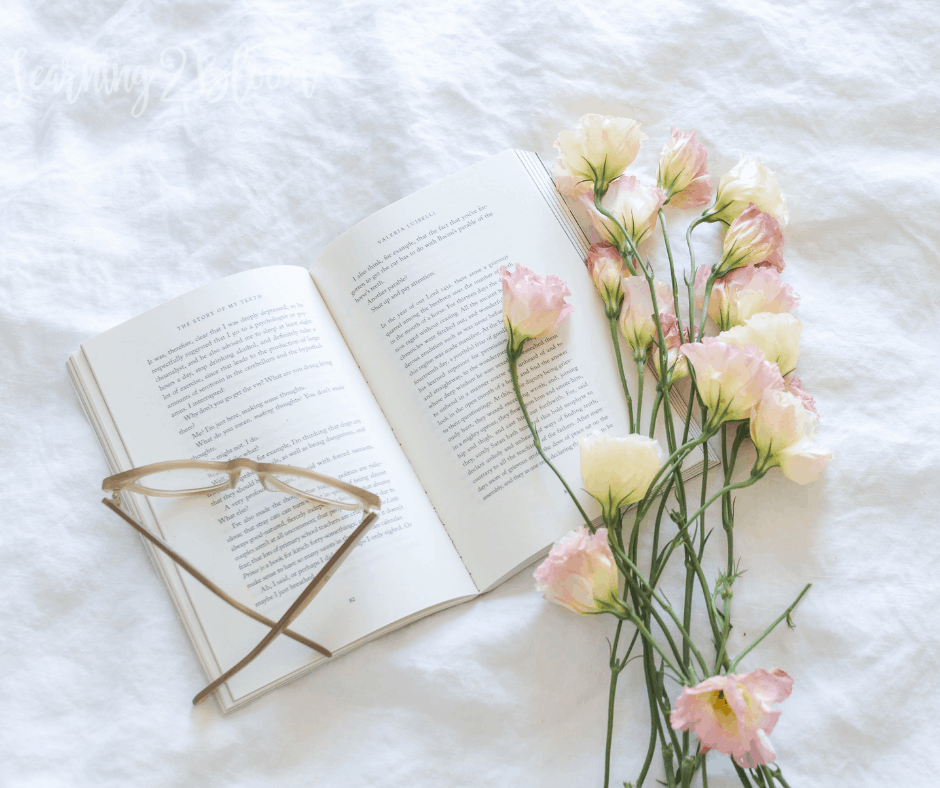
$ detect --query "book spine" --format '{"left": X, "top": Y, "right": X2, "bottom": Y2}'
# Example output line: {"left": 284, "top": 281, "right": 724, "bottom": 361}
{"left": 514, "top": 149, "right": 591, "bottom": 259}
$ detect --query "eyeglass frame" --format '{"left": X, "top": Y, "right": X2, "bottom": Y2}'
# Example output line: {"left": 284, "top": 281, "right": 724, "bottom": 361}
{"left": 101, "top": 457, "right": 381, "bottom": 706}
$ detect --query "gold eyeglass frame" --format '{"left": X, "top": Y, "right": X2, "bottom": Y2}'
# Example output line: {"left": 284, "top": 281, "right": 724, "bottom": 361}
{"left": 102, "top": 458, "right": 381, "bottom": 706}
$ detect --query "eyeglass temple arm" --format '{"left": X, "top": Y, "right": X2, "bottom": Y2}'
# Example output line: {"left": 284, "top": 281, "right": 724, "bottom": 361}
{"left": 101, "top": 497, "right": 332, "bottom": 659}
{"left": 191, "top": 510, "right": 378, "bottom": 706}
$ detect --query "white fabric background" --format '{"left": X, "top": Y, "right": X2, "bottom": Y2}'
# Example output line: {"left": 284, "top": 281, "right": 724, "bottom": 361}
{"left": 1, "top": 1, "right": 936, "bottom": 786}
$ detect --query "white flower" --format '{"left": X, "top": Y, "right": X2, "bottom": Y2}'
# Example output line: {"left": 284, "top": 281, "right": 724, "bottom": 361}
{"left": 718, "top": 312, "right": 801, "bottom": 376}
{"left": 580, "top": 432, "right": 664, "bottom": 521}
{"left": 751, "top": 390, "right": 832, "bottom": 483}
{"left": 711, "top": 156, "right": 788, "bottom": 227}
{"left": 553, "top": 114, "right": 647, "bottom": 194}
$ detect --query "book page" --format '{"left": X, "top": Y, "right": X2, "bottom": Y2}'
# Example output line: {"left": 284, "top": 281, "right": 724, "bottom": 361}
{"left": 311, "top": 151, "right": 699, "bottom": 590}
{"left": 80, "top": 266, "right": 475, "bottom": 702}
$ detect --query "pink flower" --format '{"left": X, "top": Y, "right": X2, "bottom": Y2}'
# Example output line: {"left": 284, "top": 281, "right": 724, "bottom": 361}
{"left": 585, "top": 242, "right": 629, "bottom": 317}
{"left": 671, "top": 669, "right": 794, "bottom": 769}
{"left": 694, "top": 265, "right": 799, "bottom": 330}
{"left": 580, "top": 176, "right": 667, "bottom": 252}
{"left": 534, "top": 527, "right": 621, "bottom": 615}
{"left": 680, "top": 338, "right": 784, "bottom": 427}
{"left": 657, "top": 128, "right": 713, "bottom": 208}
{"left": 783, "top": 372, "right": 818, "bottom": 417}
{"left": 751, "top": 390, "right": 832, "bottom": 483}
{"left": 619, "top": 278, "right": 675, "bottom": 354}
{"left": 716, "top": 205, "right": 785, "bottom": 276}
{"left": 501, "top": 265, "right": 574, "bottom": 355}
{"left": 652, "top": 313, "right": 690, "bottom": 381}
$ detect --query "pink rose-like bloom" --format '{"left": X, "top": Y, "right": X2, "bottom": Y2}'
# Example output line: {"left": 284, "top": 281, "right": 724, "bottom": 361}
{"left": 751, "top": 390, "right": 832, "bottom": 483}
{"left": 534, "top": 527, "right": 620, "bottom": 615}
{"left": 501, "top": 265, "right": 574, "bottom": 354}
{"left": 716, "top": 205, "right": 785, "bottom": 277}
{"left": 671, "top": 669, "right": 794, "bottom": 769}
{"left": 784, "top": 372, "right": 818, "bottom": 417}
{"left": 680, "top": 337, "right": 784, "bottom": 426}
{"left": 694, "top": 265, "right": 799, "bottom": 330}
{"left": 585, "top": 242, "right": 629, "bottom": 316}
{"left": 619, "top": 278, "right": 675, "bottom": 353}
{"left": 580, "top": 176, "right": 667, "bottom": 252}
{"left": 657, "top": 128, "right": 713, "bottom": 209}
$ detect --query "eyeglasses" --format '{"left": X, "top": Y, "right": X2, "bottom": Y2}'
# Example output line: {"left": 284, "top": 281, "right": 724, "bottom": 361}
{"left": 102, "top": 458, "right": 380, "bottom": 706}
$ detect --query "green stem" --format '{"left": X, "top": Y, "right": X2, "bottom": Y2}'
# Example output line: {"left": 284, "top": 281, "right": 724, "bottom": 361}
{"left": 659, "top": 209, "right": 685, "bottom": 340}
{"left": 635, "top": 353, "right": 645, "bottom": 435}
{"left": 594, "top": 190, "right": 638, "bottom": 275}
{"left": 610, "top": 550, "right": 709, "bottom": 679}
{"left": 603, "top": 619, "right": 624, "bottom": 788}
{"left": 507, "top": 346, "right": 594, "bottom": 530}
{"left": 608, "top": 315, "right": 635, "bottom": 432}
{"left": 685, "top": 215, "right": 708, "bottom": 338}
{"left": 733, "top": 762, "right": 756, "bottom": 788}
{"left": 729, "top": 583, "right": 813, "bottom": 672}
{"left": 680, "top": 475, "right": 762, "bottom": 533}
{"left": 648, "top": 390, "right": 663, "bottom": 439}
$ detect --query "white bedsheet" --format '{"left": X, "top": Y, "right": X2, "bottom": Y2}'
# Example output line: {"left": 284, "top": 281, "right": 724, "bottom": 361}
{"left": 1, "top": 1, "right": 936, "bottom": 785}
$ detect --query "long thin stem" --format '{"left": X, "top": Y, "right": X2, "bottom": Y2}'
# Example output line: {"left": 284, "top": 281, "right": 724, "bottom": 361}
{"left": 613, "top": 551, "right": 710, "bottom": 678}
{"left": 608, "top": 315, "right": 635, "bottom": 432}
{"left": 729, "top": 583, "right": 812, "bottom": 671}
{"left": 507, "top": 346, "right": 594, "bottom": 530}
{"left": 635, "top": 354, "right": 645, "bottom": 436}
{"left": 604, "top": 619, "right": 624, "bottom": 788}
{"left": 679, "top": 474, "right": 762, "bottom": 531}
{"left": 648, "top": 390, "right": 663, "bottom": 439}
{"left": 659, "top": 209, "right": 685, "bottom": 340}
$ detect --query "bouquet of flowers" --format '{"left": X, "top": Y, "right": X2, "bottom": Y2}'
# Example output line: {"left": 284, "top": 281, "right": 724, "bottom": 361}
{"left": 499, "top": 115, "right": 831, "bottom": 788}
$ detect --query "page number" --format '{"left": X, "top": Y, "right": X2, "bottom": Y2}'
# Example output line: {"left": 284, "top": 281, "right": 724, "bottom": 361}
{"left": 349, "top": 597, "right": 356, "bottom": 603}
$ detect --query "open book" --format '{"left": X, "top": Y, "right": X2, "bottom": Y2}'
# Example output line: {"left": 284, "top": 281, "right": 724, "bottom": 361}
{"left": 68, "top": 150, "right": 713, "bottom": 712}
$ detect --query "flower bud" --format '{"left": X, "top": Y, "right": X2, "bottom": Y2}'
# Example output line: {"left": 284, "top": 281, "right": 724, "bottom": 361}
{"left": 710, "top": 155, "right": 788, "bottom": 227}
{"left": 715, "top": 205, "right": 785, "bottom": 276}
{"left": 657, "top": 128, "right": 713, "bottom": 208}
{"left": 619, "top": 278, "right": 674, "bottom": 354}
{"left": 585, "top": 242, "right": 628, "bottom": 317}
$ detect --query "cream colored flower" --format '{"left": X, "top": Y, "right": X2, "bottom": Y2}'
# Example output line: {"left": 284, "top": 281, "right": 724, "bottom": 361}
{"left": 751, "top": 390, "right": 832, "bottom": 483}
{"left": 711, "top": 156, "right": 788, "bottom": 227}
{"left": 580, "top": 432, "right": 664, "bottom": 522}
{"left": 718, "top": 312, "right": 801, "bottom": 376}
{"left": 553, "top": 114, "right": 647, "bottom": 195}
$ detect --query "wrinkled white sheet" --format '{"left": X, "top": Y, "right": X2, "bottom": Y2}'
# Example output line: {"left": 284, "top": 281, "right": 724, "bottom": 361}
{"left": 1, "top": 1, "right": 937, "bottom": 786}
